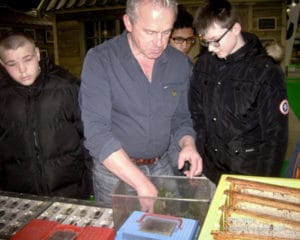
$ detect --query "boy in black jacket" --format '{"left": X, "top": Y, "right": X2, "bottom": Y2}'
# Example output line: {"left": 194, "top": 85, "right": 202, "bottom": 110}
{"left": 0, "top": 31, "right": 93, "bottom": 199}
{"left": 189, "top": 0, "right": 289, "bottom": 185}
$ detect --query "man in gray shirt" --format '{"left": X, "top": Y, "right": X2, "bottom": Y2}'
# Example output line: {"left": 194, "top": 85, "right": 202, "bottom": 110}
{"left": 79, "top": 0, "right": 202, "bottom": 212}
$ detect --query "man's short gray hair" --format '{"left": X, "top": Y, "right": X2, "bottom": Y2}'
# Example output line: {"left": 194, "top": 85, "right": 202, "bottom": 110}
{"left": 126, "top": 0, "right": 178, "bottom": 23}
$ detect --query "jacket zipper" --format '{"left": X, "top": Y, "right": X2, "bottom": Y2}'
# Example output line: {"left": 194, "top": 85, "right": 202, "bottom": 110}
{"left": 28, "top": 88, "right": 44, "bottom": 194}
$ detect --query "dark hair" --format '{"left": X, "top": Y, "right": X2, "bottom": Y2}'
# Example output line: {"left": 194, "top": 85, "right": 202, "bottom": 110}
{"left": 173, "top": 5, "right": 194, "bottom": 31}
{"left": 193, "top": 0, "right": 240, "bottom": 35}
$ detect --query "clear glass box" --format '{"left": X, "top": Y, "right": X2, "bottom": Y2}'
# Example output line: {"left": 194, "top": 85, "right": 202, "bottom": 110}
{"left": 111, "top": 176, "right": 213, "bottom": 229}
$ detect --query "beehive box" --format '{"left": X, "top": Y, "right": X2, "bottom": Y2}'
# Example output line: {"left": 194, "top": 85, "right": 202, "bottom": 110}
{"left": 198, "top": 174, "right": 300, "bottom": 240}
{"left": 112, "top": 176, "right": 213, "bottom": 230}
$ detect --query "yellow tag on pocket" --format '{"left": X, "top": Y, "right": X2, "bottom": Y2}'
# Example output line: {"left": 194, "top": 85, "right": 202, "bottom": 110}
{"left": 172, "top": 89, "right": 177, "bottom": 96}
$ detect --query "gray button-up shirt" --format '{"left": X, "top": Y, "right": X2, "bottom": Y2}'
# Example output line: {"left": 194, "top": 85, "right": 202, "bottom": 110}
{"left": 79, "top": 31, "right": 195, "bottom": 163}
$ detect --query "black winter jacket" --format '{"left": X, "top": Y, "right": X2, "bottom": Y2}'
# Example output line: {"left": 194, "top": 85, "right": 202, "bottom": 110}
{"left": 0, "top": 59, "right": 93, "bottom": 199}
{"left": 189, "top": 32, "right": 288, "bottom": 184}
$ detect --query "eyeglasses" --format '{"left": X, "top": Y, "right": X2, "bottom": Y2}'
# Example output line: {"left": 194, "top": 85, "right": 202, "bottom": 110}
{"left": 171, "top": 36, "right": 196, "bottom": 45}
{"left": 200, "top": 25, "right": 234, "bottom": 48}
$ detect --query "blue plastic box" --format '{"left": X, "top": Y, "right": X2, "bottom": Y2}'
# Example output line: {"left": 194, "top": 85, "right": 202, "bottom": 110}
{"left": 115, "top": 211, "right": 200, "bottom": 240}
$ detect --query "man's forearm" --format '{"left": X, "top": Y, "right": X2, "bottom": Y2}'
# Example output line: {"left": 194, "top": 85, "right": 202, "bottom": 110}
{"left": 103, "top": 148, "right": 158, "bottom": 212}
{"left": 103, "top": 148, "right": 155, "bottom": 193}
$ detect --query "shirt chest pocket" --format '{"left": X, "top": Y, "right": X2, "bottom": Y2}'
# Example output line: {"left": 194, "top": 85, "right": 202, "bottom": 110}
{"left": 157, "top": 82, "right": 186, "bottom": 118}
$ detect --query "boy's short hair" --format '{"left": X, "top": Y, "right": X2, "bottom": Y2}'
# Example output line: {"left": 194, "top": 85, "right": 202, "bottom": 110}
{"left": 193, "top": 0, "right": 240, "bottom": 35}
{"left": 0, "top": 31, "right": 35, "bottom": 59}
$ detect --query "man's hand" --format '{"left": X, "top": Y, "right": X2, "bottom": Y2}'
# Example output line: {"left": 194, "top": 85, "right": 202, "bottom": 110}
{"left": 136, "top": 181, "right": 158, "bottom": 213}
{"left": 103, "top": 148, "right": 158, "bottom": 212}
{"left": 178, "top": 136, "right": 203, "bottom": 178}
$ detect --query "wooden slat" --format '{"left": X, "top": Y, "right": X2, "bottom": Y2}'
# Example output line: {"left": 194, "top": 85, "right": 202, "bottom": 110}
{"left": 56, "top": 0, "right": 69, "bottom": 9}
{"left": 46, "top": 0, "right": 58, "bottom": 11}
{"left": 66, "top": 0, "right": 77, "bottom": 8}
{"left": 76, "top": 0, "right": 87, "bottom": 7}
{"left": 86, "top": 0, "right": 97, "bottom": 6}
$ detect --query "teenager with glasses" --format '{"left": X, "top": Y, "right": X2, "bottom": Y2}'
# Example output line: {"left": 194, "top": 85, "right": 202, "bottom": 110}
{"left": 189, "top": 0, "right": 289, "bottom": 185}
{"left": 169, "top": 5, "right": 195, "bottom": 55}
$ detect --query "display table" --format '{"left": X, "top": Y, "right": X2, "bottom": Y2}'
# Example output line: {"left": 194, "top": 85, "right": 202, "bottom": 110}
{"left": 0, "top": 191, "right": 114, "bottom": 239}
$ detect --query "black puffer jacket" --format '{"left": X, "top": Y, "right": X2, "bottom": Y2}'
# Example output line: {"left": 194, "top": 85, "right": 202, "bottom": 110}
{"left": 0, "top": 59, "right": 93, "bottom": 199}
{"left": 189, "top": 32, "right": 288, "bottom": 184}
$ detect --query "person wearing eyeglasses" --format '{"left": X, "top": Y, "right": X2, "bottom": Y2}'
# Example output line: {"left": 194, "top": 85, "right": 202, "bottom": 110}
{"left": 169, "top": 5, "right": 195, "bottom": 55}
{"left": 189, "top": 0, "right": 289, "bottom": 185}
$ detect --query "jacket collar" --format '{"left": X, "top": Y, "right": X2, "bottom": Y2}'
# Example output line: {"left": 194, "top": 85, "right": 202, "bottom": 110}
{"left": 217, "top": 32, "right": 265, "bottom": 63}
